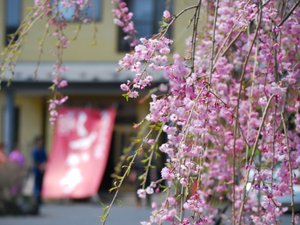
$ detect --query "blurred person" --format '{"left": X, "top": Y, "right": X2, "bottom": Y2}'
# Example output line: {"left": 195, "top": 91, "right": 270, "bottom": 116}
{"left": 8, "top": 145, "right": 26, "bottom": 196}
{"left": 9, "top": 145, "right": 25, "bottom": 168}
{"left": 130, "top": 150, "right": 152, "bottom": 207}
{"left": 31, "top": 136, "right": 47, "bottom": 205}
{"left": 0, "top": 143, "right": 7, "bottom": 165}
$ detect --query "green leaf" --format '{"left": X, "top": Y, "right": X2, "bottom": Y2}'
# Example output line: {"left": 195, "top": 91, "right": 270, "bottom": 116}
{"left": 126, "top": 155, "right": 134, "bottom": 161}
{"left": 141, "top": 158, "right": 149, "bottom": 163}
{"left": 134, "top": 138, "right": 142, "bottom": 144}
{"left": 122, "top": 93, "right": 129, "bottom": 101}
{"left": 109, "top": 186, "right": 118, "bottom": 192}
{"left": 111, "top": 174, "right": 122, "bottom": 180}
{"left": 49, "top": 84, "right": 55, "bottom": 91}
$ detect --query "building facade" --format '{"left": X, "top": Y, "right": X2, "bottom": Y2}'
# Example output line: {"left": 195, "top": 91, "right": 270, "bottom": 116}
{"left": 0, "top": 0, "right": 202, "bottom": 190}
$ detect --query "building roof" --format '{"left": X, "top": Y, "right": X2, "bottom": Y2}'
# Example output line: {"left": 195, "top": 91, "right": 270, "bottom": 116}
{"left": 10, "top": 62, "right": 165, "bottom": 83}
{"left": 1, "top": 62, "right": 166, "bottom": 95}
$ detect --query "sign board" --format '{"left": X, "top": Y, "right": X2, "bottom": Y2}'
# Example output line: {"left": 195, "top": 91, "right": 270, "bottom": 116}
{"left": 42, "top": 107, "right": 116, "bottom": 199}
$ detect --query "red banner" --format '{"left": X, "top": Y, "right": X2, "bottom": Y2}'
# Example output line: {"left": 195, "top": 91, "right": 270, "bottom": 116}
{"left": 42, "top": 107, "right": 116, "bottom": 199}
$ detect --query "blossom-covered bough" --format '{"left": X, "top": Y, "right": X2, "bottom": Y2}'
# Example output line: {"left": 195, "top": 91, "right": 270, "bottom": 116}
{"left": 111, "top": 0, "right": 300, "bottom": 224}
{"left": 1, "top": 0, "right": 299, "bottom": 224}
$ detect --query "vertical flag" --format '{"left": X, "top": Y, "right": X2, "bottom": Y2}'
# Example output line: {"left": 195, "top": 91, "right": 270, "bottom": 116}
{"left": 42, "top": 107, "right": 116, "bottom": 199}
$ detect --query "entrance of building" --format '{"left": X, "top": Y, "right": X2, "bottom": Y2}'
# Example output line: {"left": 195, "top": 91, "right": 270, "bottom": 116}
{"left": 100, "top": 124, "right": 136, "bottom": 191}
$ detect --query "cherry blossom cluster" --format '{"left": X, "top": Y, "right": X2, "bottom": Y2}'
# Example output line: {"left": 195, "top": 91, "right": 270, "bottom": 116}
{"left": 119, "top": 37, "right": 172, "bottom": 98}
{"left": 35, "top": 0, "right": 90, "bottom": 17}
{"left": 34, "top": 0, "right": 88, "bottom": 124}
{"left": 15, "top": 0, "right": 299, "bottom": 224}
{"left": 59, "top": 0, "right": 89, "bottom": 8}
{"left": 117, "top": 0, "right": 300, "bottom": 224}
{"left": 48, "top": 96, "right": 68, "bottom": 125}
{"left": 111, "top": 0, "right": 138, "bottom": 46}
{"left": 48, "top": 63, "right": 69, "bottom": 124}
{"left": 36, "top": 0, "right": 90, "bottom": 9}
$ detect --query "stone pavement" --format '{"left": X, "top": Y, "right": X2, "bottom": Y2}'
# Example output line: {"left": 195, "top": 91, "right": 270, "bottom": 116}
{"left": 0, "top": 192, "right": 297, "bottom": 225}
{"left": 0, "top": 202, "right": 152, "bottom": 225}
{"left": 0, "top": 192, "right": 161, "bottom": 225}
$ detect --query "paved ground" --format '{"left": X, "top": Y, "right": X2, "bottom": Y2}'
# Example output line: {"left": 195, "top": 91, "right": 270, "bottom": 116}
{"left": 0, "top": 193, "right": 298, "bottom": 225}
{"left": 0, "top": 192, "right": 156, "bottom": 225}
{"left": 0, "top": 203, "right": 152, "bottom": 225}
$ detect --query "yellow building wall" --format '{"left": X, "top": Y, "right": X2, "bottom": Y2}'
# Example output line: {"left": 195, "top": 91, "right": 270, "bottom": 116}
{"left": 0, "top": 91, "right": 43, "bottom": 166}
{"left": 19, "top": 0, "right": 124, "bottom": 61}
{"left": 15, "top": 96, "right": 43, "bottom": 166}
{"left": 137, "top": 102, "right": 148, "bottom": 122}
{"left": 0, "top": 0, "right": 207, "bottom": 163}
{"left": 0, "top": 0, "right": 207, "bottom": 59}
{"left": 174, "top": 0, "right": 207, "bottom": 53}
{"left": 45, "top": 112, "right": 53, "bottom": 157}
{"left": 12, "top": 0, "right": 205, "bottom": 62}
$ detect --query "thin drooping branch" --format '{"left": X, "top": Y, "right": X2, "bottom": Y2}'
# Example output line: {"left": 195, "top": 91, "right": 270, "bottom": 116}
{"left": 101, "top": 150, "right": 139, "bottom": 225}
{"left": 161, "top": 4, "right": 199, "bottom": 37}
{"left": 219, "top": 28, "right": 245, "bottom": 58}
{"left": 190, "top": 0, "right": 202, "bottom": 73}
{"left": 281, "top": 112, "right": 295, "bottom": 225}
{"left": 208, "top": 0, "right": 219, "bottom": 86}
{"left": 34, "top": 20, "right": 50, "bottom": 79}
{"left": 245, "top": 34, "right": 259, "bottom": 164}
{"left": 277, "top": 0, "right": 300, "bottom": 27}
{"left": 213, "top": 0, "right": 272, "bottom": 70}
{"left": 237, "top": 94, "right": 275, "bottom": 225}
{"left": 233, "top": 2, "right": 263, "bottom": 224}
{"left": 101, "top": 127, "right": 156, "bottom": 225}
{"left": 1, "top": 1, "right": 298, "bottom": 224}
{"left": 213, "top": 26, "right": 243, "bottom": 66}
{"left": 270, "top": 103, "right": 278, "bottom": 195}
{"left": 141, "top": 128, "right": 163, "bottom": 189}
{"left": 0, "top": 2, "right": 46, "bottom": 81}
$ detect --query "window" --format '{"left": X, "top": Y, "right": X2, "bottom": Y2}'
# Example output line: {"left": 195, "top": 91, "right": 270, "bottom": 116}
{"left": 118, "top": 0, "right": 173, "bottom": 51}
{"left": 5, "top": 0, "right": 21, "bottom": 45}
{"left": 52, "top": 0, "right": 102, "bottom": 22}
{"left": 1, "top": 107, "right": 19, "bottom": 149}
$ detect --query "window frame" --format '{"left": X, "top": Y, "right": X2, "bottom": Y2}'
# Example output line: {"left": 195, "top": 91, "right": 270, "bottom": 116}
{"left": 4, "top": 0, "right": 22, "bottom": 46}
{"left": 117, "top": 0, "right": 173, "bottom": 52}
{"left": 51, "top": 0, "right": 103, "bottom": 23}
